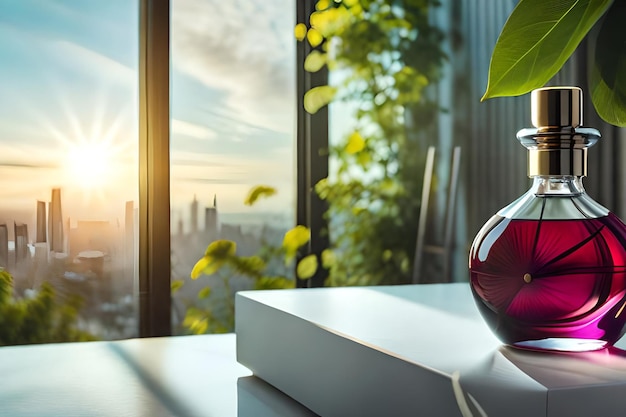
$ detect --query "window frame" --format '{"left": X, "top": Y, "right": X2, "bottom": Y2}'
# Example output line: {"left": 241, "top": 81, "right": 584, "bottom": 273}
{"left": 139, "top": 0, "right": 327, "bottom": 336}
{"left": 296, "top": 0, "right": 329, "bottom": 288}
{"left": 139, "top": 0, "right": 171, "bottom": 337}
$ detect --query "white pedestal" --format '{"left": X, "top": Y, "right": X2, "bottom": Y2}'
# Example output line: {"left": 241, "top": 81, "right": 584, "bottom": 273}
{"left": 236, "top": 283, "right": 626, "bottom": 417}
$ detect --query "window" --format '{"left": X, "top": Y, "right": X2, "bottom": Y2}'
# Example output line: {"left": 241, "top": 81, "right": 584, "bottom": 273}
{"left": 169, "top": 0, "right": 297, "bottom": 334}
{"left": 0, "top": 0, "right": 139, "bottom": 342}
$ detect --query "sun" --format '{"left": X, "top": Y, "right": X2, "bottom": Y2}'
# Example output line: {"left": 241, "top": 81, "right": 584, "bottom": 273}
{"left": 65, "top": 140, "right": 115, "bottom": 190}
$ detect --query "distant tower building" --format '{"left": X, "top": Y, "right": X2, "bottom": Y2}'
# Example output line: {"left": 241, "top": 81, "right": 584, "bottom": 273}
{"left": 36, "top": 200, "right": 47, "bottom": 243}
{"left": 124, "top": 201, "right": 135, "bottom": 283}
{"left": 0, "top": 224, "right": 8, "bottom": 268}
{"left": 49, "top": 188, "right": 64, "bottom": 253}
{"left": 191, "top": 195, "right": 199, "bottom": 234}
{"left": 204, "top": 194, "right": 219, "bottom": 238}
{"left": 177, "top": 215, "right": 184, "bottom": 237}
{"left": 14, "top": 222, "right": 29, "bottom": 264}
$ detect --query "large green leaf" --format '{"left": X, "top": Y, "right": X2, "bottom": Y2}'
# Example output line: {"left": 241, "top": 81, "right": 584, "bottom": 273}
{"left": 590, "top": 2, "right": 626, "bottom": 126}
{"left": 483, "top": 0, "right": 612, "bottom": 100}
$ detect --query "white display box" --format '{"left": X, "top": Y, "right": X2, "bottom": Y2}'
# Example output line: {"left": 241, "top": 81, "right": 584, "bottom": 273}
{"left": 236, "top": 283, "right": 626, "bottom": 417}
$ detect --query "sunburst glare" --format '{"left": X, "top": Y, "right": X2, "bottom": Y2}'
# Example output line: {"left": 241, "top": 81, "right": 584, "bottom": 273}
{"left": 25, "top": 85, "right": 136, "bottom": 208}
{"left": 65, "top": 140, "right": 115, "bottom": 189}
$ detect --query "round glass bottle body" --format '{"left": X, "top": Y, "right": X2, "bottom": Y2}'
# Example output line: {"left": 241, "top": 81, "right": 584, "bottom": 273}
{"left": 469, "top": 176, "right": 626, "bottom": 351}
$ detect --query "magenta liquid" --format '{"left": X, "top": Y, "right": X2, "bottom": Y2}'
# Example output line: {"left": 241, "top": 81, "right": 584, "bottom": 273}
{"left": 470, "top": 212, "right": 626, "bottom": 351}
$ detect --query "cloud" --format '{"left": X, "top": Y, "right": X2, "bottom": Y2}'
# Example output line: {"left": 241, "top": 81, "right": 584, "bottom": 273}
{"left": 175, "top": 177, "right": 244, "bottom": 185}
{"left": 171, "top": 0, "right": 296, "bottom": 134}
{"left": 0, "top": 162, "right": 55, "bottom": 169}
{"left": 170, "top": 158, "right": 227, "bottom": 167}
{"left": 49, "top": 40, "right": 135, "bottom": 85}
{"left": 171, "top": 118, "right": 216, "bottom": 140}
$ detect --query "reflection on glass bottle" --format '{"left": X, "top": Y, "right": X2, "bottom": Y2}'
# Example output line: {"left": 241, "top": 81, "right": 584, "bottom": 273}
{"left": 470, "top": 87, "right": 626, "bottom": 352}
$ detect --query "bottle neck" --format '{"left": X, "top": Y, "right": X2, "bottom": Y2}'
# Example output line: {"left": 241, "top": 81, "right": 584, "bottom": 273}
{"left": 527, "top": 148, "right": 587, "bottom": 177}
{"left": 529, "top": 176, "right": 585, "bottom": 196}
{"left": 517, "top": 126, "right": 600, "bottom": 177}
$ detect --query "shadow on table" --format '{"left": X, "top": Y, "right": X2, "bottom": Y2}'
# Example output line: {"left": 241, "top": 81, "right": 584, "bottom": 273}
{"left": 237, "top": 376, "right": 319, "bottom": 417}
{"left": 498, "top": 345, "right": 626, "bottom": 388}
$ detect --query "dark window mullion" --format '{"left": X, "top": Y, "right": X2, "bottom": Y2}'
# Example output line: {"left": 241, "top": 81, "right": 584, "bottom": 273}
{"left": 296, "top": 0, "right": 329, "bottom": 288}
{"left": 139, "top": 0, "right": 171, "bottom": 336}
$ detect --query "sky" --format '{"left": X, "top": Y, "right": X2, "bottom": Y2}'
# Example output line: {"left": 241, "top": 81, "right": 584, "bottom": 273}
{"left": 0, "top": 0, "right": 296, "bottom": 233}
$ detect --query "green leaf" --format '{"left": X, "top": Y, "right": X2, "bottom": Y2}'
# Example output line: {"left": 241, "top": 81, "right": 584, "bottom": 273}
{"left": 198, "top": 287, "right": 212, "bottom": 299}
{"left": 590, "top": 1, "right": 626, "bottom": 126}
{"left": 255, "top": 276, "right": 295, "bottom": 290}
{"left": 307, "top": 27, "right": 323, "bottom": 47}
{"left": 190, "top": 256, "right": 210, "bottom": 279}
{"left": 297, "top": 254, "right": 318, "bottom": 279}
{"left": 170, "top": 279, "right": 184, "bottom": 294}
{"left": 244, "top": 185, "right": 277, "bottom": 206}
{"left": 304, "top": 50, "right": 327, "bottom": 72}
{"left": 304, "top": 85, "right": 337, "bottom": 114}
{"left": 345, "top": 131, "right": 365, "bottom": 154}
{"left": 283, "top": 225, "right": 311, "bottom": 263}
{"left": 482, "top": 0, "right": 613, "bottom": 100}
{"left": 204, "top": 240, "right": 237, "bottom": 258}
{"left": 310, "top": 7, "right": 351, "bottom": 37}
{"left": 232, "top": 256, "right": 266, "bottom": 277}
{"left": 315, "top": 0, "right": 330, "bottom": 11}
{"left": 315, "top": 178, "right": 329, "bottom": 199}
{"left": 0, "top": 269, "right": 12, "bottom": 304}
{"left": 183, "top": 307, "right": 210, "bottom": 334}
{"left": 294, "top": 23, "right": 307, "bottom": 41}
{"left": 283, "top": 226, "right": 310, "bottom": 249}
{"left": 191, "top": 240, "right": 237, "bottom": 278}
{"left": 321, "top": 249, "right": 336, "bottom": 268}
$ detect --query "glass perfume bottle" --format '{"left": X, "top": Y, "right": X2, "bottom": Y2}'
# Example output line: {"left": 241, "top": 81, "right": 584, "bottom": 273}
{"left": 469, "top": 87, "right": 626, "bottom": 352}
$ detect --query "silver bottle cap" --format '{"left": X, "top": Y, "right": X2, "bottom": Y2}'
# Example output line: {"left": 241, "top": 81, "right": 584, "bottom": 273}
{"left": 531, "top": 87, "right": 582, "bottom": 129}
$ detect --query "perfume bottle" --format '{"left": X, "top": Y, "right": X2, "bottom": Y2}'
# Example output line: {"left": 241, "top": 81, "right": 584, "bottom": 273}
{"left": 469, "top": 87, "right": 626, "bottom": 352}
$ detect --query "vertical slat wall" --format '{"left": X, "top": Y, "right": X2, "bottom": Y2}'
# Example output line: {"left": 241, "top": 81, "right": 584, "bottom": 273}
{"left": 440, "top": 0, "right": 527, "bottom": 281}
{"left": 457, "top": 0, "right": 526, "bottom": 239}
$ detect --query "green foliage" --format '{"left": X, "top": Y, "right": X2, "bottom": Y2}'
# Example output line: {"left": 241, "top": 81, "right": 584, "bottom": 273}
{"left": 482, "top": 0, "right": 611, "bottom": 100}
{"left": 0, "top": 269, "right": 96, "bottom": 346}
{"left": 191, "top": 240, "right": 237, "bottom": 278}
{"left": 181, "top": 187, "right": 316, "bottom": 334}
{"left": 304, "top": 86, "right": 337, "bottom": 114}
{"left": 483, "top": 0, "right": 626, "bottom": 127}
{"left": 301, "top": 0, "right": 445, "bottom": 286}
{"left": 590, "top": 1, "right": 626, "bottom": 125}
{"left": 244, "top": 185, "right": 277, "bottom": 206}
{"left": 282, "top": 225, "right": 311, "bottom": 263}
{"left": 296, "top": 254, "right": 318, "bottom": 279}
{"left": 171, "top": 279, "right": 184, "bottom": 294}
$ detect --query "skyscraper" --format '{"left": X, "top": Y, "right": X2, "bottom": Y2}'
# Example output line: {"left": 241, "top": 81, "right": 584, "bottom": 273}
{"left": 36, "top": 200, "right": 46, "bottom": 243}
{"left": 14, "top": 222, "right": 29, "bottom": 263}
{"left": 49, "top": 188, "right": 64, "bottom": 253}
{"left": 204, "top": 194, "right": 219, "bottom": 238}
{"left": 191, "top": 195, "right": 199, "bottom": 234}
{"left": 124, "top": 200, "right": 135, "bottom": 283}
{"left": 0, "top": 224, "right": 8, "bottom": 268}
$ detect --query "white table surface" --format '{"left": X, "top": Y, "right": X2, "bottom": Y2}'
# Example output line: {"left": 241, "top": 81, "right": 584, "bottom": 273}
{"left": 0, "top": 334, "right": 316, "bottom": 417}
